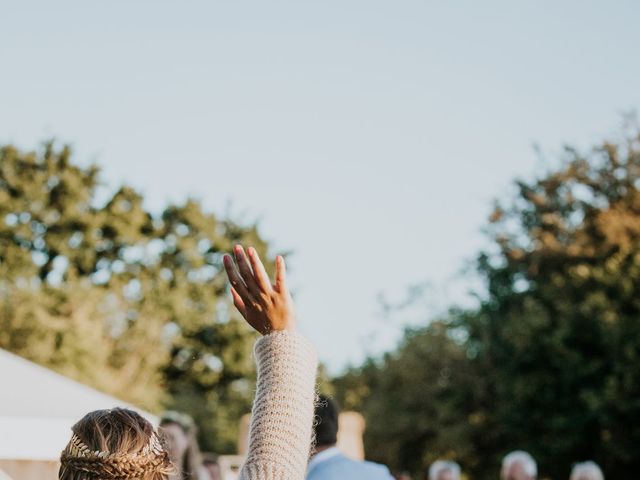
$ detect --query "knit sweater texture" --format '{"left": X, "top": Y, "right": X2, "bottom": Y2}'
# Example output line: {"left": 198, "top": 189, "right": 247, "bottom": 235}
{"left": 239, "top": 330, "right": 318, "bottom": 480}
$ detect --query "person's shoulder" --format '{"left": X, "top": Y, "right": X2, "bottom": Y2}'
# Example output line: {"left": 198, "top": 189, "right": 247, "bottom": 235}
{"left": 310, "top": 454, "right": 393, "bottom": 480}
{"left": 360, "top": 459, "right": 394, "bottom": 478}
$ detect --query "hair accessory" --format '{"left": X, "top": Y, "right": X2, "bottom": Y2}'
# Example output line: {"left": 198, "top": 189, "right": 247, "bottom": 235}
{"left": 60, "top": 431, "right": 173, "bottom": 478}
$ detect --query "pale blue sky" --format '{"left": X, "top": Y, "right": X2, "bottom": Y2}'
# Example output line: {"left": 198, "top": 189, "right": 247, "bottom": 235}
{"left": 2, "top": 1, "right": 639, "bottom": 372}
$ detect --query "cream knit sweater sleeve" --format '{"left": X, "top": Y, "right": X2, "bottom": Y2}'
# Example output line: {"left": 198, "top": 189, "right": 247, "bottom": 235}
{"left": 239, "top": 330, "right": 318, "bottom": 480}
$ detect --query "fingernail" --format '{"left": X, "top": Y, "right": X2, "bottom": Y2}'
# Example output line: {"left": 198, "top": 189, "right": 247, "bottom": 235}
{"left": 248, "top": 247, "right": 255, "bottom": 256}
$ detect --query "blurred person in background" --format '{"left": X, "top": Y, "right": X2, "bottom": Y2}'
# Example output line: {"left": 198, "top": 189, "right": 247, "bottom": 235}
{"left": 160, "top": 411, "right": 207, "bottom": 480}
{"left": 394, "top": 472, "right": 412, "bottom": 480}
{"left": 501, "top": 451, "right": 537, "bottom": 480}
{"left": 429, "top": 460, "right": 461, "bottom": 480}
{"left": 306, "top": 395, "right": 394, "bottom": 480}
{"left": 570, "top": 461, "right": 604, "bottom": 480}
{"left": 202, "top": 453, "right": 223, "bottom": 480}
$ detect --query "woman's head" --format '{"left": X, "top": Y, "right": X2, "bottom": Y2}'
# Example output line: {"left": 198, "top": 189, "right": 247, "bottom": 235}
{"left": 159, "top": 411, "right": 196, "bottom": 461}
{"left": 59, "top": 408, "right": 174, "bottom": 480}
{"left": 159, "top": 411, "right": 203, "bottom": 480}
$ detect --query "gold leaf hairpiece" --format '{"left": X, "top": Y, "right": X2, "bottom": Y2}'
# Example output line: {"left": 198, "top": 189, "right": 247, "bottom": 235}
{"left": 64, "top": 430, "right": 165, "bottom": 460}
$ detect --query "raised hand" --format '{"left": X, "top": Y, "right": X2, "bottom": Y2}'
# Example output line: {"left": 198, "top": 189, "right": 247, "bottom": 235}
{"left": 223, "top": 245, "right": 296, "bottom": 335}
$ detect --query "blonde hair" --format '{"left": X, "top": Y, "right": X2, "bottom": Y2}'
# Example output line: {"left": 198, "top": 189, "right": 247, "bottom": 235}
{"left": 59, "top": 408, "right": 174, "bottom": 480}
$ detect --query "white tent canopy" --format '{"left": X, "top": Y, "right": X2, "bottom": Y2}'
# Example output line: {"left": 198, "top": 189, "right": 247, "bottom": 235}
{"left": 0, "top": 348, "right": 157, "bottom": 461}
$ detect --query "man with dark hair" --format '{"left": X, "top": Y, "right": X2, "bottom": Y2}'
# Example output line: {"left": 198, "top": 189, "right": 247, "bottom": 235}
{"left": 307, "top": 395, "right": 394, "bottom": 480}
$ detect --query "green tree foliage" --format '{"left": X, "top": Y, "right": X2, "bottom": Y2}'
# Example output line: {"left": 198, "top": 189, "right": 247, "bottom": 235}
{"left": 334, "top": 128, "right": 640, "bottom": 479}
{"left": 473, "top": 128, "right": 640, "bottom": 479}
{"left": 0, "top": 142, "right": 275, "bottom": 453}
{"left": 334, "top": 321, "right": 487, "bottom": 476}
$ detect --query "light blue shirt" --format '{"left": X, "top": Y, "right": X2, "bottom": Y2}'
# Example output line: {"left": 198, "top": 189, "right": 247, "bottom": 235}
{"left": 307, "top": 447, "right": 394, "bottom": 480}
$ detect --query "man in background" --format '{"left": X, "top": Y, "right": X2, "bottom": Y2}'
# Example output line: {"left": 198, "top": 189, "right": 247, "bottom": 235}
{"left": 570, "top": 461, "right": 604, "bottom": 480}
{"left": 428, "top": 460, "right": 461, "bottom": 480}
{"left": 306, "top": 395, "right": 394, "bottom": 480}
{"left": 501, "top": 451, "right": 537, "bottom": 480}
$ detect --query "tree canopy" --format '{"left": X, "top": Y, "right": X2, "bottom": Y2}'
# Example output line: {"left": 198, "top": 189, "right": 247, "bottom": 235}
{"left": 335, "top": 128, "right": 640, "bottom": 479}
{"left": 0, "top": 142, "right": 276, "bottom": 453}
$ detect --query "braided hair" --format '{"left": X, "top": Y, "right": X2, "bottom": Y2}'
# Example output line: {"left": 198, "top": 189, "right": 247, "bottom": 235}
{"left": 59, "top": 408, "right": 175, "bottom": 480}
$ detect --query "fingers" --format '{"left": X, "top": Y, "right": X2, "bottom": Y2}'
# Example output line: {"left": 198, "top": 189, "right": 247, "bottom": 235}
{"left": 223, "top": 254, "right": 252, "bottom": 301}
{"left": 230, "top": 286, "right": 247, "bottom": 318}
{"left": 224, "top": 247, "right": 293, "bottom": 335}
{"left": 234, "top": 246, "right": 261, "bottom": 296}
{"left": 247, "top": 247, "right": 272, "bottom": 292}
{"left": 274, "top": 255, "right": 287, "bottom": 293}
